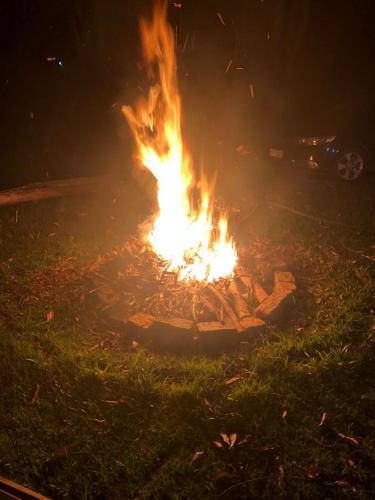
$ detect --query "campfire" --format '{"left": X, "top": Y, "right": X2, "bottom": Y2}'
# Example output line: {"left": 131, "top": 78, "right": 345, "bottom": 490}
{"left": 90, "top": 1, "right": 297, "bottom": 350}
{"left": 122, "top": 0, "right": 236, "bottom": 283}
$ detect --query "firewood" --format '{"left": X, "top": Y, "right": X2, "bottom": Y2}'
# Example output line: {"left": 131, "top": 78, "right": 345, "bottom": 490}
{"left": 207, "top": 284, "right": 243, "bottom": 332}
{"left": 0, "top": 475, "right": 50, "bottom": 500}
{"left": 201, "top": 296, "right": 222, "bottom": 321}
{"left": 253, "top": 281, "right": 269, "bottom": 304}
{"left": 255, "top": 272, "right": 296, "bottom": 321}
{"left": 196, "top": 321, "right": 236, "bottom": 334}
{"left": 274, "top": 271, "right": 296, "bottom": 292}
{"left": 240, "top": 316, "right": 266, "bottom": 332}
{"left": 235, "top": 265, "right": 253, "bottom": 298}
{"left": 154, "top": 316, "right": 193, "bottom": 329}
{"left": 128, "top": 313, "right": 155, "bottom": 329}
{"left": 228, "top": 280, "right": 251, "bottom": 320}
{"left": 196, "top": 321, "right": 238, "bottom": 349}
{"left": 238, "top": 274, "right": 253, "bottom": 291}
{"left": 255, "top": 290, "right": 292, "bottom": 321}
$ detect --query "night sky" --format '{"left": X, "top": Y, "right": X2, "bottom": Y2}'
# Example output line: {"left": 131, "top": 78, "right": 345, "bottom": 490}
{"left": 1, "top": 0, "right": 374, "bottom": 189}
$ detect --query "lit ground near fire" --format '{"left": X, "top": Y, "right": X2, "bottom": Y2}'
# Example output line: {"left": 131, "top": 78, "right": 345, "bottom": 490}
{"left": 1, "top": 168, "right": 375, "bottom": 499}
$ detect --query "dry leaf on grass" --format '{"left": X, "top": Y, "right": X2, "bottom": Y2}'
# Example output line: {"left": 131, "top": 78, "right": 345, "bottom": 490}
{"left": 307, "top": 464, "right": 320, "bottom": 479}
{"left": 191, "top": 451, "right": 204, "bottom": 463}
{"left": 337, "top": 432, "right": 359, "bottom": 446}
{"left": 203, "top": 398, "right": 214, "bottom": 412}
{"left": 229, "top": 433, "right": 237, "bottom": 448}
{"left": 220, "top": 432, "right": 231, "bottom": 446}
{"left": 319, "top": 412, "right": 327, "bottom": 426}
{"left": 217, "top": 12, "right": 226, "bottom": 25}
{"left": 224, "top": 376, "right": 240, "bottom": 386}
{"left": 46, "top": 311, "right": 54, "bottom": 322}
{"left": 334, "top": 480, "right": 350, "bottom": 487}
{"left": 31, "top": 384, "right": 41, "bottom": 404}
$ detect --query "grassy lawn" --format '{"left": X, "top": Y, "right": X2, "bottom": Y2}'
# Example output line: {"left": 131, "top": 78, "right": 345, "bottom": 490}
{"left": 0, "top": 171, "right": 375, "bottom": 499}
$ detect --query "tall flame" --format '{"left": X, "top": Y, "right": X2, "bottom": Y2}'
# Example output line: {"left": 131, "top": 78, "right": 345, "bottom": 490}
{"left": 123, "top": 0, "right": 237, "bottom": 282}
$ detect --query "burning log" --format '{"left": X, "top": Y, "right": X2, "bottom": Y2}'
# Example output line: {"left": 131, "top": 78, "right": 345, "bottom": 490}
{"left": 207, "top": 284, "right": 243, "bottom": 332}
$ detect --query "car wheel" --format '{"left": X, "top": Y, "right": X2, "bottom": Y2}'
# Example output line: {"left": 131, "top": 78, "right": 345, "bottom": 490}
{"left": 336, "top": 148, "right": 366, "bottom": 181}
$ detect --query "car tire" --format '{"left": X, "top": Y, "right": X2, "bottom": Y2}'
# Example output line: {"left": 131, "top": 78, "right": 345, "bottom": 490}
{"left": 335, "top": 147, "right": 368, "bottom": 181}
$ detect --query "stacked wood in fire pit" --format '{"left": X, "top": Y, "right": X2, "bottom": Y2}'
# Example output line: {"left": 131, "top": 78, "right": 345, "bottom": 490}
{"left": 89, "top": 237, "right": 296, "bottom": 350}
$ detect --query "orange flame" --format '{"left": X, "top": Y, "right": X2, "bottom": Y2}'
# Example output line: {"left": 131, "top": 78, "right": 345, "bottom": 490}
{"left": 123, "top": 0, "right": 237, "bottom": 282}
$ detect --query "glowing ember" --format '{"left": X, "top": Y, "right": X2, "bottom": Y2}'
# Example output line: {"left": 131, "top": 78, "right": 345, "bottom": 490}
{"left": 123, "top": 0, "right": 237, "bottom": 282}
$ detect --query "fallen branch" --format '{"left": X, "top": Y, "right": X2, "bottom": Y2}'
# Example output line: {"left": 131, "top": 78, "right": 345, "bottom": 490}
{"left": 267, "top": 200, "right": 355, "bottom": 228}
{"left": 0, "top": 175, "right": 117, "bottom": 207}
{"left": 234, "top": 203, "right": 260, "bottom": 227}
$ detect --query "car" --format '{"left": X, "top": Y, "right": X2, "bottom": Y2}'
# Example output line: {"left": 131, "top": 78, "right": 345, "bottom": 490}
{"left": 246, "top": 95, "right": 375, "bottom": 181}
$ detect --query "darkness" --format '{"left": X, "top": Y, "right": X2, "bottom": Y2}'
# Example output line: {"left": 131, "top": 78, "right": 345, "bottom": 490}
{"left": 1, "top": 0, "right": 374, "bottom": 189}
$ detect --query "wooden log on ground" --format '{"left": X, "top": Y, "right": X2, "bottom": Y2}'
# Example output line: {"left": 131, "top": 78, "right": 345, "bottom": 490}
{"left": 255, "top": 271, "right": 296, "bottom": 321}
{"left": 201, "top": 296, "right": 221, "bottom": 320}
{"left": 228, "top": 280, "right": 251, "bottom": 320}
{"left": 126, "top": 314, "right": 193, "bottom": 350}
{"left": 196, "top": 321, "right": 237, "bottom": 349}
{"left": 197, "top": 321, "right": 236, "bottom": 335}
{"left": 238, "top": 274, "right": 253, "bottom": 292}
{"left": 0, "top": 175, "right": 117, "bottom": 207}
{"left": 274, "top": 271, "right": 296, "bottom": 292}
{"left": 255, "top": 290, "right": 293, "bottom": 321}
{"left": 240, "top": 316, "right": 266, "bottom": 332}
{"left": 207, "top": 284, "right": 243, "bottom": 332}
{"left": 128, "top": 313, "right": 155, "bottom": 329}
{"left": 152, "top": 317, "right": 194, "bottom": 351}
{"left": 0, "top": 476, "right": 50, "bottom": 499}
{"left": 253, "top": 281, "right": 269, "bottom": 304}
{"left": 153, "top": 317, "right": 193, "bottom": 332}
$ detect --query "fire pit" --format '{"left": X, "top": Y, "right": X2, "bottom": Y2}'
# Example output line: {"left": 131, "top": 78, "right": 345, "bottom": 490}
{"left": 89, "top": 236, "right": 296, "bottom": 352}
{"left": 88, "top": 1, "right": 297, "bottom": 351}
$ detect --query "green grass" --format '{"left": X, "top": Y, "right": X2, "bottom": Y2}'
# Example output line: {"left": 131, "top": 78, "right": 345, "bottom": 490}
{"left": 1, "top": 174, "right": 375, "bottom": 499}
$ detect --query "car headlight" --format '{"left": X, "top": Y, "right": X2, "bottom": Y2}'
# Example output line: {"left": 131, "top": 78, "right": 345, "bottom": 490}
{"left": 296, "top": 136, "right": 336, "bottom": 146}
